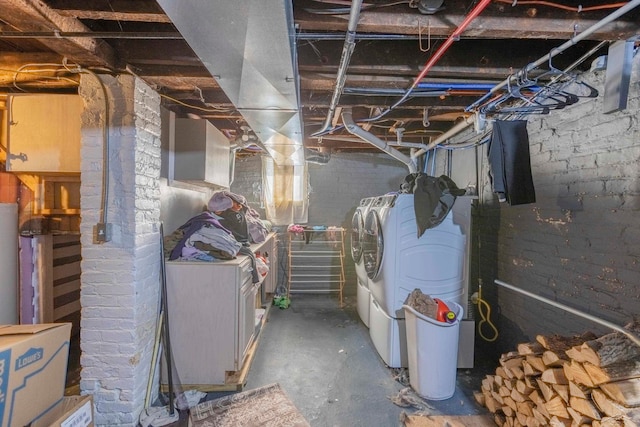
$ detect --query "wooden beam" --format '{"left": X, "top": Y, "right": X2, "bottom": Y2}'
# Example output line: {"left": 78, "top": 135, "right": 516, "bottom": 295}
{"left": 295, "top": 6, "right": 639, "bottom": 40}
{"left": 0, "top": 0, "right": 118, "bottom": 67}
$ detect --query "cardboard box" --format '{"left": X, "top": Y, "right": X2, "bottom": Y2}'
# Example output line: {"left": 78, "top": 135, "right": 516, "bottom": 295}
{"left": 0, "top": 323, "right": 72, "bottom": 427}
{"left": 32, "top": 395, "right": 94, "bottom": 427}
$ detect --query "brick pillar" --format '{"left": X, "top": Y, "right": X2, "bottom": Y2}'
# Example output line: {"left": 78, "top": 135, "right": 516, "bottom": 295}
{"left": 79, "top": 74, "right": 162, "bottom": 426}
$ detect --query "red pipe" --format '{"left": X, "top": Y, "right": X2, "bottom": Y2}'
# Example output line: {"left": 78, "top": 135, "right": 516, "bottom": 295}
{"left": 411, "top": 0, "right": 492, "bottom": 89}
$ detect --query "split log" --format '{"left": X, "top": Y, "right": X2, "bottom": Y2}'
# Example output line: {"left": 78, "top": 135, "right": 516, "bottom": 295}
{"left": 502, "top": 355, "right": 525, "bottom": 371}
{"left": 599, "top": 378, "right": 640, "bottom": 407}
{"left": 484, "top": 392, "right": 501, "bottom": 413}
{"left": 566, "top": 322, "right": 640, "bottom": 367}
{"left": 569, "top": 396, "right": 602, "bottom": 420}
{"left": 516, "top": 379, "right": 535, "bottom": 396}
{"left": 536, "top": 331, "right": 598, "bottom": 352}
{"left": 546, "top": 395, "right": 570, "bottom": 419}
{"left": 525, "top": 355, "right": 546, "bottom": 373}
{"left": 522, "top": 360, "right": 541, "bottom": 377}
{"left": 552, "top": 384, "right": 569, "bottom": 404}
{"left": 536, "top": 378, "right": 556, "bottom": 401}
{"left": 524, "top": 415, "right": 542, "bottom": 426}
{"left": 592, "top": 389, "right": 640, "bottom": 421}
{"left": 548, "top": 415, "right": 572, "bottom": 426}
{"left": 593, "top": 416, "right": 640, "bottom": 427}
{"left": 504, "top": 396, "right": 518, "bottom": 412}
{"left": 504, "top": 365, "right": 525, "bottom": 380}
{"left": 567, "top": 406, "right": 593, "bottom": 425}
{"left": 542, "top": 350, "right": 569, "bottom": 368}
{"left": 474, "top": 391, "right": 486, "bottom": 406}
{"left": 584, "top": 358, "right": 640, "bottom": 386}
{"left": 568, "top": 381, "right": 592, "bottom": 400}
{"left": 531, "top": 406, "right": 549, "bottom": 425}
{"left": 518, "top": 341, "right": 545, "bottom": 355}
{"left": 516, "top": 400, "right": 534, "bottom": 417}
{"left": 510, "top": 388, "right": 527, "bottom": 403}
{"left": 564, "top": 360, "right": 596, "bottom": 387}
{"left": 541, "top": 367, "right": 569, "bottom": 385}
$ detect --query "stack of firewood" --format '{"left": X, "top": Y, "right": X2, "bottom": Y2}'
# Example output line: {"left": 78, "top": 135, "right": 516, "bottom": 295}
{"left": 475, "top": 323, "right": 640, "bottom": 427}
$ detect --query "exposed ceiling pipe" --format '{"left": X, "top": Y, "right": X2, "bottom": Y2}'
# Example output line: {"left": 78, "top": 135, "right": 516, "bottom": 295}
{"left": 467, "top": 0, "right": 640, "bottom": 112}
{"left": 409, "top": 0, "right": 492, "bottom": 92}
{"left": 311, "top": 0, "right": 363, "bottom": 136}
{"left": 413, "top": 0, "right": 640, "bottom": 157}
{"left": 362, "top": 0, "right": 492, "bottom": 124}
{"left": 342, "top": 108, "right": 417, "bottom": 173}
{"left": 412, "top": 113, "right": 476, "bottom": 158}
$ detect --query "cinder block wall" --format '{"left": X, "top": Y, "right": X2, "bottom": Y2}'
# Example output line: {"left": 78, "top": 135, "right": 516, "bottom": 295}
{"left": 476, "top": 55, "right": 639, "bottom": 355}
{"left": 79, "top": 75, "right": 162, "bottom": 425}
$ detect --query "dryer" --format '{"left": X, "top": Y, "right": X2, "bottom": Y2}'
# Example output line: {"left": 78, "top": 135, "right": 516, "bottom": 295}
{"left": 366, "top": 193, "right": 467, "bottom": 317}
{"left": 363, "top": 193, "right": 472, "bottom": 368}
{"left": 351, "top": 197, "right": 374, "bottom": 327}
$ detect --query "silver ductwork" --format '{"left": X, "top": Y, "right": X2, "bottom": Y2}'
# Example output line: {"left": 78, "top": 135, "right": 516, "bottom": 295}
{"left": 342, "top": 109, "right": 417, "bottom": 173}
{"left": 157, "top": 0, "right": 305, "bottom": 165}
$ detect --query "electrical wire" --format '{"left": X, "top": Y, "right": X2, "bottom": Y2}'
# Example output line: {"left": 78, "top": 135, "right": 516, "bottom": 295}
{"left": 10, "top": 64, "right": 79, "bottom": 91}
{"left": 494, "top": 0, "right": 629, "bottom": 12}
{"left": 159, "top": 93, "right": 233, "bottom": 113}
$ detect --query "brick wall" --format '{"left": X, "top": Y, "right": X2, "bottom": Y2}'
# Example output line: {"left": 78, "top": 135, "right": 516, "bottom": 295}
{"left": 475, "top": 55, "right": 639, "bottom": 355}
{"left": 79, "top": 74, "right": 162, "bottom": 425}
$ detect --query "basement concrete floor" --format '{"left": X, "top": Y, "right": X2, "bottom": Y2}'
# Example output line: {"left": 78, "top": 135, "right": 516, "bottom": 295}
{"left": 238, "top": 293, "right": 492, "bottom": 427}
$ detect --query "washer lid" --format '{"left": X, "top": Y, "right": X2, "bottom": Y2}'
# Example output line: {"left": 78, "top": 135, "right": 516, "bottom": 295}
{"left": 350, "top": 209, "right": 364, "bottom": 263}
{"left": 363, "top": 209, "right": 383, "bottom": 280}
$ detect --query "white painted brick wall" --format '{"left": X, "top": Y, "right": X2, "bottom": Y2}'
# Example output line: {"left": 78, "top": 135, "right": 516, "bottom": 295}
{"left": 79, "top": 74, "right": 162, "bottom": 426}
{"left": 476, "top": 54, "right": 640, "bottom": 352}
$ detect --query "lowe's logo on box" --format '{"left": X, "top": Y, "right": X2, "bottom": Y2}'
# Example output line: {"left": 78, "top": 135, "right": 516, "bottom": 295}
{"left": 0, "top": 349, "right": 11, "bottom": 423}
{"left": 15, "top": 347, "right": 44, "bottom": 370}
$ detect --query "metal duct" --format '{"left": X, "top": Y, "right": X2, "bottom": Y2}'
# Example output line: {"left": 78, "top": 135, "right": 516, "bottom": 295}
{"left": 157, "top": 0, "right": 304, "bottom": 165}
{"left": 342, "top": 109, "right": 417, "bottom": 173}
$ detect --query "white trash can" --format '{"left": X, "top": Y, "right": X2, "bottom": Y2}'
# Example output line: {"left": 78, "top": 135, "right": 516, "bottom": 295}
{"left": 402, "top": 301, "right": 463, "bottom": 400}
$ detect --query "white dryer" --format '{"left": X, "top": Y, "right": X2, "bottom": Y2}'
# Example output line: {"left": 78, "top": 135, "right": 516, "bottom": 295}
{"left": 351, "top": 197, "right": 374, "bottom": 327}
{"left": 363, "top": 193, "right": 472, "bottom": 368}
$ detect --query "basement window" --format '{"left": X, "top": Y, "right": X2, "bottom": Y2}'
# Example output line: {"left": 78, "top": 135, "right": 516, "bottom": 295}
{"left": 262, "top": 156, "right": 308, "bottom": 225}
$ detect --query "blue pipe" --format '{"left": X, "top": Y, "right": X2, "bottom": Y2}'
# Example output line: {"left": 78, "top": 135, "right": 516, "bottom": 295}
{"left": 416, "top": 82, "right": 497, "bottom": 91}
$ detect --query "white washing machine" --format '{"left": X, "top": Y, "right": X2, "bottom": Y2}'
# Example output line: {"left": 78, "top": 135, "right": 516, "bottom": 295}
{"left": 363, "top": 193, "right": 473, "bottom": 368}
{"left": 351, "top": 197, "right": 374, "bottom": 327}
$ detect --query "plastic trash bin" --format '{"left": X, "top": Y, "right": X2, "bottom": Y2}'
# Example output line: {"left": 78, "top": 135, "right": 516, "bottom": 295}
{"left": 402, "top": 300, "right": 463, "bottom": 400}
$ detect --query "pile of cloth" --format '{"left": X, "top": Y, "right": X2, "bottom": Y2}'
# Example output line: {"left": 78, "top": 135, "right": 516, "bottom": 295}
{"left": 165, "top": 191, "right": 270, "bottom": 283}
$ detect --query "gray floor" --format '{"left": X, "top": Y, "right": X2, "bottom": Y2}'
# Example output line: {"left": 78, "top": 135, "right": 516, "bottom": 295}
{"left": 243, "top": 293, "right": 491, "bottom": 427}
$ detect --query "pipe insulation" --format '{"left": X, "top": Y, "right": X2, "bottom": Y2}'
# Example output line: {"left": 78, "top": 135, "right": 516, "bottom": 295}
{"left": 342, "top": 109, "right": 417, "bottom": 173}
{"left": 0, "top": 203, "right": 18, "bottom": 324}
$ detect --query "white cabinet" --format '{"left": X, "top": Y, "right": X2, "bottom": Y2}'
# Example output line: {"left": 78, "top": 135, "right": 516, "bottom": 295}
{"left": 162, "top": 233, "right": 276, "bottom": 389}
{"left": 172, "top": 118, "right": 230, "bottom": 188}
{"left": 6, "top": 94, "right": 83, "bottom": 173}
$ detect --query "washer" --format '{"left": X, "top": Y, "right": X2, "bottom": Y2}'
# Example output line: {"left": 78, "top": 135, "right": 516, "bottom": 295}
{"left": 351, "top": 197, "right": 374, "bottom": 327}
{"left": 363, "top": 193, "right": 472, "bottom": 368}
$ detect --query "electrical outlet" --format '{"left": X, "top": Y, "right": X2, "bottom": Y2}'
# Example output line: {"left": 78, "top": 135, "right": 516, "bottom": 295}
{"left": 94, "top": 223, "right": 112, "bottom": 243}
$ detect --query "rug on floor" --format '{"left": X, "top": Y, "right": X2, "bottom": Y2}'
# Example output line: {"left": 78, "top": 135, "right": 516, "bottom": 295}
{"left": 190, "top": 383, "right": 310, "bottom": 427}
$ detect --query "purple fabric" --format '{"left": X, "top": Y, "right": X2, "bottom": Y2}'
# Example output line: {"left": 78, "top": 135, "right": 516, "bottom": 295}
{"left": 169, "top": 212, "right": 232, "bottom": 260}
